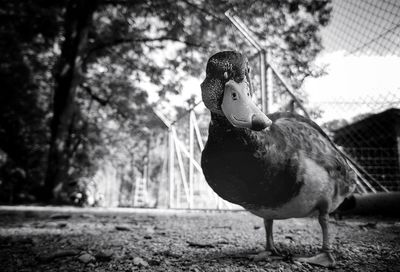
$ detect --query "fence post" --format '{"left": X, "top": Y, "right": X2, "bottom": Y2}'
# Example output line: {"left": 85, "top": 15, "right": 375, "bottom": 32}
{"left": 192, "top": 113, "right": 204, "bottom": 150}
{"left": 266, "top": 50, "right": 274, "bottom": 113}
{"left": 168, "top": 127, "right": 175, "bottom": 208}
{"left": 172, "top": 127, "right": 191, "bottom": 208}
{"left": 260, "top": 49, "right": 267, "bottom": 113}
{"left": 189, "top": 110, "right": 195, "bottom": 209}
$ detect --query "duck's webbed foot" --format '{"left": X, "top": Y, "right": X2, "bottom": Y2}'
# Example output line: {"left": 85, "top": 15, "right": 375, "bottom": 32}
{"left": 251, "top": 219, "right": 282, "bottom": 261}
{"left": 295, "top": 250, "right": 336, "bottom": 268}
{"left": 267, "top": 245, "right": 281, "bottom": 256}
{"left": 295, "top": 211, "right": 336, "bottom": 268}
{"left": 251, "top": 248, "right": 282, "bottom": 261}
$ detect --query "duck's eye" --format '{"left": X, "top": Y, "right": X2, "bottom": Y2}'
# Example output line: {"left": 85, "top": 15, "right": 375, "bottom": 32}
{"left": 247, "top": 92, "right": 250, "bottom": 97}
{"left": 232, "top": 92, "right": 238, "bottom": 100}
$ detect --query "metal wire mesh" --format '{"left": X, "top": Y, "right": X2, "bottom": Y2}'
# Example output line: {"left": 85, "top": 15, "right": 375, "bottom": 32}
{"left": 314, "top": 0, "right": 400, "bottom": 191}
{"left": 322, "top": 0, "right": 400, "bottom": 56}
{"left": 168, "top": 110, "right": 239, "bottom": 209}
{"left": 274, "top": 0, "right": 400, "bottom": 191}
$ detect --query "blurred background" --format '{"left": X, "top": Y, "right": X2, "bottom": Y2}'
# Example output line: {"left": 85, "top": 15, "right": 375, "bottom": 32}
{"left": 0, "top": 0, "right": 399, "bottom": 209}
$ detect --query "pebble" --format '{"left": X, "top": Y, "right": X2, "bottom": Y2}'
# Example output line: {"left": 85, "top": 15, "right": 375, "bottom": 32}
{"left": 42, "top": 221, "right": 68, "bottom": 229}
{"left": 148, "top": 259, "right": 161, "bottom": 266}
{"left": 133, "top": 256, "right": 149, "bottom": 267}
{"left": 146, "top": 226, "right": 155, "bottom": 234}
{"left": 78, "top": 253, "right": 95, "bottom": 263}
{"left": 292, "top": 260, "right": 302, "bottom": 266}
{"left": 115, "top": 225, "right": 131, "bottom": 231}
{"left": 95, "top": 250, "right": 113, "bottom": 262}
{"left": 80, "top": 213, "right": 95, "bottom": 219}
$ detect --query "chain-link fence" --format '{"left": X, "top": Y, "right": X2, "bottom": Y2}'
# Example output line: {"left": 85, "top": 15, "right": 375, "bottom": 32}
{"left": 266, "top": 0, "right": 400, "bottom": 192}
{"left": 312, "top": 0, "right": 400, "bottom": 191}
{"left": 323, "top": 0, "right": 400, "bottom": 56}
{"left": 163, "top": 108, "right": 241, "bottom": 209}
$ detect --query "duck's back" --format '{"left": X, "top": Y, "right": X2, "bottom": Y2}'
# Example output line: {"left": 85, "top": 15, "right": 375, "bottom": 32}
{"left": 201, "top": 112, "right": 356, "bottom": 218}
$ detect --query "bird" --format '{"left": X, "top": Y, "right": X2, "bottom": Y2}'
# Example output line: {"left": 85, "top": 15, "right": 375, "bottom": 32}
{"left": 200, "top": 51, "right": 356, "bottom": 268}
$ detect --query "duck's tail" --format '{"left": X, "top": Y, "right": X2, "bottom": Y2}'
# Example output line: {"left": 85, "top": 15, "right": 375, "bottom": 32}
{"left": 339, "top": 149, "right": 389, "bottom": 194}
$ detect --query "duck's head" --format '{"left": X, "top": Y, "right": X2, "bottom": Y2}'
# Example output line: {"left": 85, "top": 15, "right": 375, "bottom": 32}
{"left": 201, "top": 51, "right": 272, "bottom": 131}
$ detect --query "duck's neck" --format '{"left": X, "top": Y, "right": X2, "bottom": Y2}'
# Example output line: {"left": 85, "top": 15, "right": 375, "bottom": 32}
{"left": 208, "top": 113, "right": 278, "bottom": 147}
{"left": 209, "top": 113, "right": 236, "bottom": 131}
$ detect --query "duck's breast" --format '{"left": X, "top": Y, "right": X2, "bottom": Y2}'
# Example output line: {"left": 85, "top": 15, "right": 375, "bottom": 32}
{"left": 201, "top": 131, "right": 304, "bottom": 210}
{"left": 247, "top": 152, "right": 341, "bottom": 219}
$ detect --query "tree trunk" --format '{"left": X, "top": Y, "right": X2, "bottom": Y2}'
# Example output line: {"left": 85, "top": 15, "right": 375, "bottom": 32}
{"left": 43, "top": 0, "right": 98, "bottom": 202}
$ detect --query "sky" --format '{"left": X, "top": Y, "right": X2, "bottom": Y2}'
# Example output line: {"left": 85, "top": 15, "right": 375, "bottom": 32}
{"left": 303, "top": 52, "right": 400, "bottom": 122}
{"left": 305, "top": 52, "right": 400, "bottom": 102}
{"left": 302, "top": 0, "right": 400, "bottom": 123}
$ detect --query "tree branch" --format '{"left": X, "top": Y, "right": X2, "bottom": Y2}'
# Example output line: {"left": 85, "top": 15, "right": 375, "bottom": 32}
{"left": 99, "top": 0, "right": 146, "bottom": 6}
{"left": 179, "top": 0, "right": 223, "bottom": 21}
{"left": 82, "top": 85, "right": 110, "bottom": 106}
{"left": 86, "top": 36, "right": 205, "bottom": 59}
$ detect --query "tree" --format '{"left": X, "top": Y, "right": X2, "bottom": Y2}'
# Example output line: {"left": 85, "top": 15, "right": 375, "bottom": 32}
{"left": 0, "top": 0, "right": 63, "bottom": 203}
{"left": 44, "top": 0, "right": 99, "bottom": 201}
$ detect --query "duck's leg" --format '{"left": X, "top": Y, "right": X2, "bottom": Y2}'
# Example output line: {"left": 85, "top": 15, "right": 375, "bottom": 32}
{"left": 264, "top": 219, "right": 280, "bottom": 255}
{"left": 296, "top": 212, "right": 336, "bottom": 268}
{"left": 251, "top": 219, "right": 281, "bottom": 261}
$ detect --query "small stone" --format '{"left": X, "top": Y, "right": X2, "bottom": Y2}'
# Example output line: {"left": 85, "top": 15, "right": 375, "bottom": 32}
{"left": 115, "top": 225, "right": 131, "bottom": 231}
{"left": 95, "top": 250, "right": 113, "bottom": 262}
{"left": 250, "top": 251, "right": 272, "bottom": 262}
{"left": 78, "top": 253, "right": 95, "bottom": 264}
{"left": 57, "top": 222, "right": 68, "bottom": 228}
{"left": 133, "top": 256, "right": 149, "bottom": 267}
{"left": 145, "top": 226, "right": 155, "bottom": 234}
{"left": 285, "top": 235, "right": 294, "bottom": 241}
{"left": 44, "top": 221, "right": 68, "bottom": 229}
{"left": 293, "top": 260, "right": 302, "bottom": 266}
{"left": 162, "top": 251, "right": 182, "bottom": 258}
{"left": 148, "top": 259, "right": 161, "bottom": 266}
{"left": 189, "top": 265, "right": 202, "bottom": 272}
{"left": 80, "top": 214, "right": 95, "bottom": 219}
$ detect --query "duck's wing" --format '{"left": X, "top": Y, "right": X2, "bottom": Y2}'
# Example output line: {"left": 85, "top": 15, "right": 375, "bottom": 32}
{"left": 267, "top": 112, "right": 336, "bottom": 148}
{"left": 267, "top": 112, "right": 356, "bottom": 196}
{"left": 268, "top": 112, "right": 353, "bottom": 165}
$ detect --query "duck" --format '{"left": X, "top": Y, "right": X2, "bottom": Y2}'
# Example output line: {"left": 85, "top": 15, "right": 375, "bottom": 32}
{"left": 200, "top": 51, "right": 356, "bottom": 268}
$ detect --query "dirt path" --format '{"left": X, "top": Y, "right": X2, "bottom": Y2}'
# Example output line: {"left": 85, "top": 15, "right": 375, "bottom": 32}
{"left": 0, "top": 207, "right": 399, "bottom": 271}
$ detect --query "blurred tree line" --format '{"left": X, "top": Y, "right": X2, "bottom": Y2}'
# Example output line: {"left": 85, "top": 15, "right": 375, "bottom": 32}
{"left": 0, "top": 0, "right": 331, "bottom": 205}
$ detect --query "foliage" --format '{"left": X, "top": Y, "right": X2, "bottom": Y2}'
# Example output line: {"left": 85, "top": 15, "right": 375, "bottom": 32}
{"left": 0, "top": 0, "right": 64, "bottom": 203}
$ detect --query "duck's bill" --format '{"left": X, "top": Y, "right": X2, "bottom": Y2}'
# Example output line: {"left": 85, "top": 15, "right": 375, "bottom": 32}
{"left": 221, "top": 80, "right": 272, "bottom": 131}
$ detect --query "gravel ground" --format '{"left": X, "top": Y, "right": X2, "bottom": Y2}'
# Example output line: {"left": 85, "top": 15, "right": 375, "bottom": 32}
{"left": 0, "top": 207, "right": 399, "bottom": 272}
